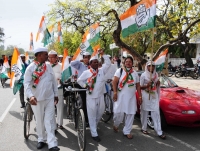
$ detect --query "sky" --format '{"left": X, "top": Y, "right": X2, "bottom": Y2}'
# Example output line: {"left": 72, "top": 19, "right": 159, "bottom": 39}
{"left": 0, "top": 0, "right": 55, "bottom": 51}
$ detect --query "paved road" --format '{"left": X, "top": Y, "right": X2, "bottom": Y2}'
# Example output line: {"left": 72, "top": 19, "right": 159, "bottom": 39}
{"left": 0, "top": 79, "right": 200, "bottom": 151}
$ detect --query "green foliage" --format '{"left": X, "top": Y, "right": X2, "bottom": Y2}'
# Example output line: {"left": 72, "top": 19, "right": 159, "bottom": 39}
{"left": 0, "top": 45, "right": 25, "bottom": 58}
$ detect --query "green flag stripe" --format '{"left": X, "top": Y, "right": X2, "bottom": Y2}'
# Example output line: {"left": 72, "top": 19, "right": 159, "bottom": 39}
{"left": 61, "top": 66, "right": 72, "bottom": 82}
{"left": 122, "top": 16, "right": 156, "bottom": 38}
{"left": 88, "top": 33, "right": 100, "bottom": 43}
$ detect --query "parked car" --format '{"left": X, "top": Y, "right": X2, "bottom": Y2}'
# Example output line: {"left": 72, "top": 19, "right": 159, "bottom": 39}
{"left": 136, "top": 71, "right": 200, "bottom": 129}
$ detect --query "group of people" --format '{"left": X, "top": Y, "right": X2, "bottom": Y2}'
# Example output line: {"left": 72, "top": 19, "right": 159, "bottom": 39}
{"left": 19, "top": 46, "right": 166, "bottom": 150}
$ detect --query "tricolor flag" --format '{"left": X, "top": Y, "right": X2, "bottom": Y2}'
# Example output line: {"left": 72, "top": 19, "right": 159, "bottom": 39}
{"left": 61, "top": 48, "right": 72, "bottom": 82}
{"left": 0, "top": 56, "right": 11, "bottom": 79}
{"left": 120, "top": 0, "right": 156, "bottom": 37}
{"left": 41, "top": 28, "right": 51, "bottom": 46}
{"left": 154, "top": 49, "right": 168, "bottom": 72}
{"left": 82, "top": 23, "right": 100, "bottom": 43}
{"left": 58, "top": 22, "right": 63, "bottom": 44}
{"left": 10, "top": 48, "right": 25, "bottom": 95}
{"left": 72, "top": 40, "right": 94, "bottom": 61}
{"left": 92, "top": 44, "right": 100, "bottom": 57}
{"left": 48, "top": 24, "right": 54, "bottom": 42}
{"left": 25, "top": 52, "right": 31, "bottom": 64}
{"left": 36, "top": 16, "right": 46, "bottom": 41}
{"left": 29, "top": 32, "right": 34, "bottom": 50}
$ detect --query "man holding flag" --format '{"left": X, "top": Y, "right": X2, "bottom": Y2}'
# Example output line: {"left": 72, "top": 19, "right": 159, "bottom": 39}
{"left": 24, "top": 47, "right": 60, "bottom": 151}
{"left": 77, "top": 49, "right": 111, "bottom": 142}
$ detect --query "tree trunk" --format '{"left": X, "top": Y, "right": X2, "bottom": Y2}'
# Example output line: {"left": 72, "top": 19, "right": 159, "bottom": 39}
{"left": 184, "top": 45, "right": 194, "bottom": 67}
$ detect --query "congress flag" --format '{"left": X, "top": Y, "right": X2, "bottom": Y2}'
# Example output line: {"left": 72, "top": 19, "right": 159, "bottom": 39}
{"left": 61, "top": 48, "right": 72, "bottom": 82}
{"left": 120, "top": 0, "right": 156, "bottom": 37}
{"left": 58, "top": 22, "right": 63, "bottom": 44}
{"left": 82, "top": 23, "right": 100, "bottom": 43}
{"left": 154, "top": 49, "right": 168, "bottom": 72}
{"left": 0, "top": 56, "right": 11, "bottom": 79}
{"left": 36, "top": 16, "right": 46, "bottom": 41}
{"left": 10, "top": 48, "right": 25, "bottom": 95}
{"left": 29, "top": 32, "right": 34, "bottom": 50}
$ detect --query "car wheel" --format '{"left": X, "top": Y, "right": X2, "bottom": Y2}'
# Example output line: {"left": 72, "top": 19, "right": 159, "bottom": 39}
{"left": 147, "top": 110, "right": 167, "bottom": 130}
{"left": 147, "top": 112, "right": 154, "bottom": 129}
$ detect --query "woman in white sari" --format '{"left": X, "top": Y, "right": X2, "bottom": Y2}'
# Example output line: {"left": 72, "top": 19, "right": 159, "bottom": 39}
{"left": 140, "top": 61, "right": 166, "bottom": 139}
{"left": 112, "top": 55, "right": 142, "bottom": 139}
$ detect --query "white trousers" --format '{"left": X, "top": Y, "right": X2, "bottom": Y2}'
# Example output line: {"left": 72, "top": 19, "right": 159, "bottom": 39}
{"left": 140, "top": 109, "right": 163, "bottom": 135}
{"left": 31, "top": 99, "right": 58, "bottom": 149}
{"left": 113, "top": 113, "right": 135, "bottom": 135}
{"left": 56, "top": 90, "right": 64, "bottom": 126}
{"left": 87, "top": 95, "right": 105, "bottom": 137}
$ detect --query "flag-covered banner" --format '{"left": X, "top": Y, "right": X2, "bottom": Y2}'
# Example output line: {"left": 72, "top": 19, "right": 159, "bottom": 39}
{"left": 58, "top": 22, "right": 63, "bottom": 44}
{"left": 155, "top": 49, "right": 168, "bottom": 72}
{"left": 30, "top": 32, "right": 34, "bottom": 50}
{"left": 10, "top": 48, "right": 25, "bottom": 95}
{"left": 82, "top": 23, "right": 100, "bottom": 43}
{"left": 120, "top": 0, "right": 156, "bottom": 37}
{"left": 0, "top": 56, "right": 10, "bottom": 79}
{"left": 61, "top": 49, "right": 72, "bottom": 82}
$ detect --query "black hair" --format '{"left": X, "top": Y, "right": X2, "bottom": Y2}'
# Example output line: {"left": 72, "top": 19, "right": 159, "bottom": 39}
{"left": 124, "top": 55, "right": 133, "bottom": 64}
{"left": 83, "top": 55, "right": 91, "bottom": 58}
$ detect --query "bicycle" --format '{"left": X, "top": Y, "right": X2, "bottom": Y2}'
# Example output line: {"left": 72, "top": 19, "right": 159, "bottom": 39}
{"left": 24, "top": 99, "right": 34, "bottom": 139}
{"left": 63, "top": 82, "right": 87, "bottom": 151}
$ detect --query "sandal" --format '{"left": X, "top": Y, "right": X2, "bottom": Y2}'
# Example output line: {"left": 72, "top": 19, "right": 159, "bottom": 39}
{"left": 158, "top": 134, "right": 166, "bottom": 140}
{"left": 141, "top": 130, "right": 150, "bottom": 135}
{"left": 113, "top": 126, "right": 119, "bottom": 133}
{"left": 124, "top": 134, "right": 133, "bottom": 139}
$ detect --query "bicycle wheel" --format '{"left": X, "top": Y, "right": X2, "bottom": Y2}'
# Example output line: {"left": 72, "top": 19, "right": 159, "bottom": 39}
{"left": 76, "top": 109, "right": 86, "bottom": 151}
{"left": 101, "top": 93, "right": 113, "bottom": 123}
{"left": 24, "top": 103, "right": 33, "bottom": 139}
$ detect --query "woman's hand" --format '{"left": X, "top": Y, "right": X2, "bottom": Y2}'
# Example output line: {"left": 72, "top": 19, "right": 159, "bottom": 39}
{"left": 113, "top": 92, "right": 118, "bottom": 102}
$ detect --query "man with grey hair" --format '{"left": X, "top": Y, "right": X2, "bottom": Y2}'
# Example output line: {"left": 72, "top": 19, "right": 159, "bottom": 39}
{"left": 24, "top": 47, "right": 60, "bottom": 151}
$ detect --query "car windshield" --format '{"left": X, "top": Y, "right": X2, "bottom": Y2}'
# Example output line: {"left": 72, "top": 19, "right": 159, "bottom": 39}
{"left": 160, "top": 74, "right": 178, "bottom": 88}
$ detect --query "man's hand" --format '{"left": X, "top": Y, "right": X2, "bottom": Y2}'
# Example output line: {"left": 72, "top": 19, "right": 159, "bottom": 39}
{"left": 54, "top": 96, "right": 59, "bottom": 105}
{"left": 113, "top": 92, "right": 118, "bottom": 102}
{"left": 30, "top": 96, "right": 37, "bottom": 105}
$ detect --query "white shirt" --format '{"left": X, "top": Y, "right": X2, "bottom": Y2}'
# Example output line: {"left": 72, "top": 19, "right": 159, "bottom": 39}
{"left": 51, "top": 63, "right": 62, "bottom": 85}
{"left": 104, "top": 64, "right": 117, "bottom": 81}
{"left": 24, "top": 62, "right": 58, "bottom": 101}
{"left": 77, "top": 55, "right": 111, "bottom": 98}
{"left": 198, "top": 56, "right": 200, "bottom": 66}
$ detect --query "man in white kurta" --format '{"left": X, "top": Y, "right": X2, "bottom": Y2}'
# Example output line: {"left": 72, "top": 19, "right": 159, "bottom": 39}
{"left": 140, "top": 61, "right": 166, "bottom": 139}
{"left": 77, "top": 52, "right": 111, "bottom": 142}
{"left": 24, "top": 47, "right": 60, "bottom": 151}
{"left": 48, "top": 50, "right": 64, "bottom": 129}
{"left": 112, "top": 55, "right": 142, "bottom": 139}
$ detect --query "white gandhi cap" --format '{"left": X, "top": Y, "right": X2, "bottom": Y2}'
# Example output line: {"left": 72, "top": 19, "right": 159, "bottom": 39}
{"left": 33, "top": 47, "right": 48, "bottom": 54}
{"left": 48, "top": 50, "right": 57, "bottom": 55}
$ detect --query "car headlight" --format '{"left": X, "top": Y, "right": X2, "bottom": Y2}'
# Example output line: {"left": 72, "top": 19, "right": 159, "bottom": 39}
{"left": 182, "top": 110, "right": 196, "bottom": 114}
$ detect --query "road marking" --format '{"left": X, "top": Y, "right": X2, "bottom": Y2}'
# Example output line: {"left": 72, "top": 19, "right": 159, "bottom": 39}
{"left": 0, "top": 98, "right": 16, "bottom": 123}
{"left": 167, "top": 134, "right": 200, "bottom": 151}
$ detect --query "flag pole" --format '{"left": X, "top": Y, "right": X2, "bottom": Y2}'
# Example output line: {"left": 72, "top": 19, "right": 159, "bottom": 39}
{"left": 149, "top": 28, "right": 155, "bottom": 100}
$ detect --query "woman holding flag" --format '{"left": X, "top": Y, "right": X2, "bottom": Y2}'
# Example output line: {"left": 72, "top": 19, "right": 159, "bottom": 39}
{"left": 140, "top": 61, "right": 166, "bottom": 139}
{"left": 112, "top": 55, "right": 142, "bottom": 139}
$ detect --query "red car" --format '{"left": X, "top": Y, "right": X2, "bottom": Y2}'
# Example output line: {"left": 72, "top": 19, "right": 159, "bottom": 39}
{"left": 136, "top": 72, "right": 200, "bottom": 129}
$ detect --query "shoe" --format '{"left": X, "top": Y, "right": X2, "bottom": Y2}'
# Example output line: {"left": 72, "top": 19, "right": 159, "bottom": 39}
{"left": 58, "top": 125, "right": 64, "bottom": 129}
{"left": 20, "top": 103, "right": 25, "bottom": 108}
{"left": 49, "top": 146, "right": 60, "bottom": 151}
{"left": 85, "top": 123, "right": 90, "bottom": 127}
{"left": 92, "top": 136, "right": 101, "bottom": 142}
{"left": 37, "top": 142, "right": 46, "bottom": 149}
